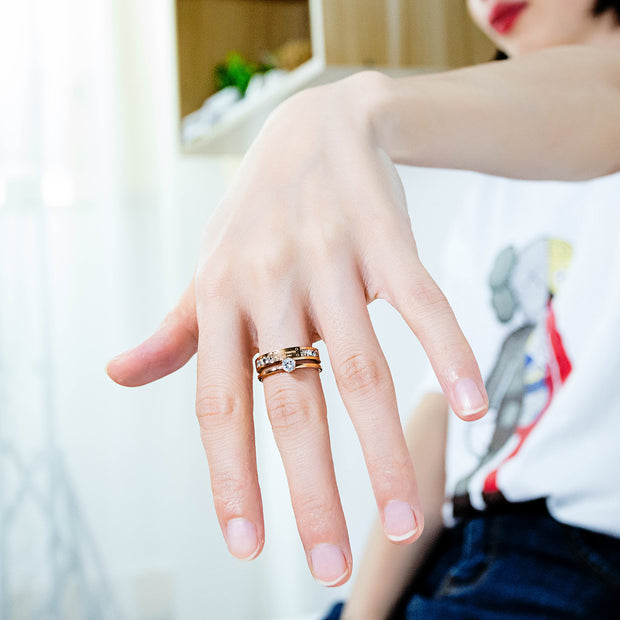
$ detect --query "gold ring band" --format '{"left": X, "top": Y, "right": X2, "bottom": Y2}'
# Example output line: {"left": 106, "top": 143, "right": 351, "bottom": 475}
{"left": 255, "top": 346, "right": 322, "bottom": 382}
{"left": 258, "top": 360, "right": 323, "bottom": 382}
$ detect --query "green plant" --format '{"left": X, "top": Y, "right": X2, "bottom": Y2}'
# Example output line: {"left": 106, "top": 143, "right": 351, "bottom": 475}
{"left": 214, "top": 52, "right": 274, "bottom": 97}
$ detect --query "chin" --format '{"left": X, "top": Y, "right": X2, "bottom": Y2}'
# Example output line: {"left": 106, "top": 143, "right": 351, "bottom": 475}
{"left": 487, "top": 25, "right": 568, "bottom": 58}
{"left": 498, "top": 36, "right": 562, "bottom": 58}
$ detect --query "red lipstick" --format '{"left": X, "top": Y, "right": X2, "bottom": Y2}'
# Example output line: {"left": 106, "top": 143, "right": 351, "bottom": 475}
{"left": 489, "top": 2, "right": 528, "bottom": 34}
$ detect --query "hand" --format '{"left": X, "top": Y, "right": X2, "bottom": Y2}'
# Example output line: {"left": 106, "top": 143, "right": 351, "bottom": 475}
{"left": 106, "top": 71, "right": 488, "bottom": 587}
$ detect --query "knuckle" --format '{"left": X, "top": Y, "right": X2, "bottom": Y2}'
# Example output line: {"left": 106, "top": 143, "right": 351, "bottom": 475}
{"left": 370, "top": 454, "right": 412, "bottom": 489}
{"left": 195, "top": 261, "right": 229, "bottom": 301}
{"left": 294, "top": 495, "right": 337, "bottom": 534}
{"left": 160, "top": 305, "right": 199, "bottom": 344}
{"left": 404, "top": 276, "right": 450, "bottom": 318}
{"left": 253, "top": 243, "right": 295, "bottom": 283}
{"left": 267, "top": 388, "right": 315, "bottom": 433}
{"left": 370, "top": 212, "right": 410, "bottom": 247}
{"left": 196, "top": 390, "right": 242, "bottom": 428}
{"left": 211, "top": 471, "right": 251, "bottom": 513}
{"left": 339, "top": 352, "right": 382, "bottom": 396}
{"left": 313, "top": 216, "right": 348, "bottom": 257}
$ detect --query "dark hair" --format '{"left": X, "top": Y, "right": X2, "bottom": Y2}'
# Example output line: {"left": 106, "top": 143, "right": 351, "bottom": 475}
{"left": 592, "top": 0, "right": 620, "bottom": 24}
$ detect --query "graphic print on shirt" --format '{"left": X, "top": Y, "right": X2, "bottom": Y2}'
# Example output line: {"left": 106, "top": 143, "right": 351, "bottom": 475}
{"left": 452, "top": 238, "right": 573, "bottom": 516}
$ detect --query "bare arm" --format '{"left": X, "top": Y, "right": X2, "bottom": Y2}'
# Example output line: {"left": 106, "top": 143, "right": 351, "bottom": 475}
{"left": 109, "top": 41, "right": 620, "bottom": 587}
{"left": 356, "top": 45, "right": 620, "bottom": 181}
{"left": 341, "top": 392, "right": 449, "bottom": 620}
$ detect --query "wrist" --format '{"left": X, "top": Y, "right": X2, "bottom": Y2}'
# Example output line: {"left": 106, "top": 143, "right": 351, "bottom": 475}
{"left": 336, "top": 70, "right": 395, "bottom": 145}
{"left": 261, "top": 71, "right": 385, "bottom": 146}
{"left": 338, "top": 69, "right": 429, "bottom": 165}
{"left": 341, "top": 601, "right": 387, "bottom": 620}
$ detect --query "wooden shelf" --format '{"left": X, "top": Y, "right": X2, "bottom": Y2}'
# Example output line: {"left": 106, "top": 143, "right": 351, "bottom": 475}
{"left": 176, "top": 0, "right": 312, "bottom": 119}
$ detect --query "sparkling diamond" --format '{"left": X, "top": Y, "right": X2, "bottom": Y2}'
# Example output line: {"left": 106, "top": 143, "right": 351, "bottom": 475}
{"left": 282, "top": 358, "right": 296, "bottom": 373}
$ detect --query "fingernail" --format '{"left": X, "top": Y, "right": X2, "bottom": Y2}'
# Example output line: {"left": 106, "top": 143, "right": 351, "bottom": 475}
{"left": 309, "top": 543, "right": 348, "bottom": 586}
{"left": 384, "top": 500, "right": 418, "bottom": 541}
{"left": 226, "top": 518, "right": 260, "bottom": 561}
{"left": 454, "top": 378, "right": 487, "bottom": 417}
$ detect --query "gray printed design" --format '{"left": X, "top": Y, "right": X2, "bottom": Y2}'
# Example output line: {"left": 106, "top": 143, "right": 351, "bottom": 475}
{"left": 453, "top": 238, "right": 573, "bottom": 515}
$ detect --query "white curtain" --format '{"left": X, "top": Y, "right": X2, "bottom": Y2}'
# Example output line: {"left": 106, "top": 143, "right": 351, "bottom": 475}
{"left": 0, "top": 1, "right": 463, "bottom": 618}
{"left": 0, "top": 0, "right": 349, "bottom": 618}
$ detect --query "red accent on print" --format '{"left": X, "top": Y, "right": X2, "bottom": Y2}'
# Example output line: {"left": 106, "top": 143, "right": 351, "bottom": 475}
{"left": 482, "top": 301, "right": 571, "bottom": 496}
{"left": 547, "top": 299, "right": 572, "bottom": 381}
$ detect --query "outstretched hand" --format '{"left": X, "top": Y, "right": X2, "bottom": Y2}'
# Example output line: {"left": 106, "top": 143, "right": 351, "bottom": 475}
{"left": 106, "top": 73, "right": 488, "bottom": 587}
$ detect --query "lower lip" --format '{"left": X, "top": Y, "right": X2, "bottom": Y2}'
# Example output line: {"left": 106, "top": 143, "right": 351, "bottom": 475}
{"left": 490, "top": 3, "right": 528, "bottom": 34}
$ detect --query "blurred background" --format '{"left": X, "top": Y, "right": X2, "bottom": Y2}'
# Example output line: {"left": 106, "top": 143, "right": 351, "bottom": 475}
{"left": 0, "top": 1, "right": 494, "bottom": 619}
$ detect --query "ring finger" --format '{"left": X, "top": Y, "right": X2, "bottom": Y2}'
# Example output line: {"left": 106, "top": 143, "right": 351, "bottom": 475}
{"left": 256, "top": 304, "right": 352, "bottom": 587}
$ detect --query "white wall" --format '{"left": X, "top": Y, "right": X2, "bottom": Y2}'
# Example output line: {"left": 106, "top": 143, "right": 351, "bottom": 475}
{"left": 0, "top": 0, "right": 482, "bottom": 618}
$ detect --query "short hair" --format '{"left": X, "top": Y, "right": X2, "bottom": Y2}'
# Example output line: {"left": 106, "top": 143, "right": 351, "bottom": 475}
{"left": 592, "top": 0, "right": 620, "bottom": 24}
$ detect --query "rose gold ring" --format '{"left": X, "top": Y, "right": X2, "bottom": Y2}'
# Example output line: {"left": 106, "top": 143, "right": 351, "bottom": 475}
{"left": 255, "top": 346, "right": 322, "bottom": 382}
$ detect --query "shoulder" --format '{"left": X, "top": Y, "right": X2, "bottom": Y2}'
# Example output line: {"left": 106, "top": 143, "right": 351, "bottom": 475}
{"left": 539, "top": 45, "right": 620, "bottom": 84}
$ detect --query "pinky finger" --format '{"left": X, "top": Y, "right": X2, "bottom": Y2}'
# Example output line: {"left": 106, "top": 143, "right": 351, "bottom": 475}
{"left": 106, "top": 280, "right": 198, "bottom": 387}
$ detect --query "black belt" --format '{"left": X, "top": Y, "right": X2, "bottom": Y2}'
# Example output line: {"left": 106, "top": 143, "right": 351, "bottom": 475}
{"left": 452, "top": 496, "right": 549, "bottom": 519}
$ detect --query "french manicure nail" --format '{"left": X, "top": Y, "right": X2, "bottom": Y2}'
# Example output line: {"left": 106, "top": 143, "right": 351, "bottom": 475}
{"left": 226, "top": 518, "right": 260, "bottom": 560}
{"left": 309, "top": 543, "right": 348, "bottom": 586}
{"left": 454, "top": 378, "right": 487, "bottom": 417}
{"left": 384, "top": 500, "right": 418, "bottom": 541}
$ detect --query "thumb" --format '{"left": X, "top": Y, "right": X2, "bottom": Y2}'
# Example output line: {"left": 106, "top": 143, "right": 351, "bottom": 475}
{"left": 106, "top": 279, "right": 198, "bottom": 387}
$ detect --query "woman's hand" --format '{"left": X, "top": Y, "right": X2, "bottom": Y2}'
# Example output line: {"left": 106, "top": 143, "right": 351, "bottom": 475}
{"left": 106, "top": 71, "right": 488, "bottom": 587}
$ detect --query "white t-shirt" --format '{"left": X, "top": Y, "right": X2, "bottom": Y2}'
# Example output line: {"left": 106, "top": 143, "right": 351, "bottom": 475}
{"left": 415, "top": 170, "right": 620, "bottom": 539}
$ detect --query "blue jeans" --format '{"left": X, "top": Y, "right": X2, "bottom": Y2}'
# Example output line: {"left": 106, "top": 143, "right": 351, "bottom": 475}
{"left": 322, "top": 502, "right": 620, "bottom": 619}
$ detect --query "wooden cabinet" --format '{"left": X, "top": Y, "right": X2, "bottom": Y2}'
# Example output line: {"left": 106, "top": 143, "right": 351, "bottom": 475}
{"left": 175, "top": 0, "right": 495, "bottom": 154}
{"left": 176, "top": 0, "right": 312, "bottom": 119}
{"left": 322, "top": 0, "right": 494, "bottom": 68}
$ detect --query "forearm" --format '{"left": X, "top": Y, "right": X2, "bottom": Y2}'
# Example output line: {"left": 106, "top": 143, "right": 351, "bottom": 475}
{"left": 358, "top": 45, "right": 620, "bottom": 181}
{"left": 342, "top": 393, "right": 449, "bottom": 620}
{"left": 341, "top": 512, "right": 443, "bottom": 620}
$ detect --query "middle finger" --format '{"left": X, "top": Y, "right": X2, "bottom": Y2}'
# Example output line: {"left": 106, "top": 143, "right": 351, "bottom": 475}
{"left": 312, "top": 259, "right": 422, "bottom": 545}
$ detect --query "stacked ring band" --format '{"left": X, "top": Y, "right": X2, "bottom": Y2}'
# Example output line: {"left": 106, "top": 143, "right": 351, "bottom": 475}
{"left": 255, "top": 346, "right": 322, "bottom": 382}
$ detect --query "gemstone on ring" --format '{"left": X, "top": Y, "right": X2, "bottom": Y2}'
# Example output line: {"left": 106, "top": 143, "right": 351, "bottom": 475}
{"left": 282, "top": 358, "right": 296, "bottom": 373}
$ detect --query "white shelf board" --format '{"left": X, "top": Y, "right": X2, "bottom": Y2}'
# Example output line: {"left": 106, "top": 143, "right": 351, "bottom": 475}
{"left": 180, "top": 56, "right": 326, "bottom": 156}
{"left": 180, "top": 62, "right": 442, "bottom": 156}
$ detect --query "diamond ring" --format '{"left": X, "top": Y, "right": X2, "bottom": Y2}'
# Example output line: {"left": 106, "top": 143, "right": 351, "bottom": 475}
{"left": 256, "top": 346, "right": 322, "bottom": 382}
